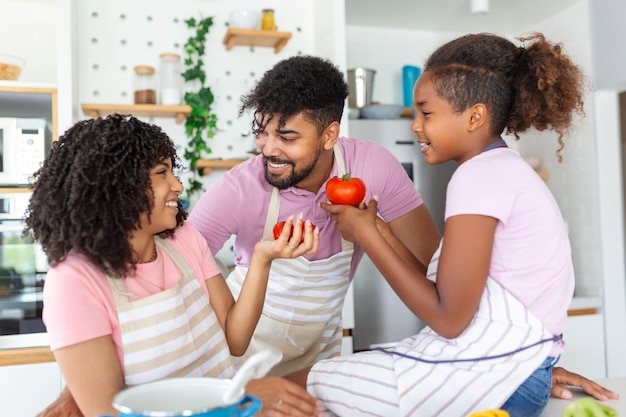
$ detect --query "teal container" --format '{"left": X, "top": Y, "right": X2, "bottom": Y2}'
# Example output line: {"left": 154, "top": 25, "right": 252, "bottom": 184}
{"left": 402, "top": 65, "right": 421, "bottom": 108}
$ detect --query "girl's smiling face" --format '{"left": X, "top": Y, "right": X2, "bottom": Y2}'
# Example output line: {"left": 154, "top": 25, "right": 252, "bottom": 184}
{"left": 410, "top": 71, "right": 478, "bottom": 166}
{"left": 139, "top": 158, "right": 183, "bottom": 234}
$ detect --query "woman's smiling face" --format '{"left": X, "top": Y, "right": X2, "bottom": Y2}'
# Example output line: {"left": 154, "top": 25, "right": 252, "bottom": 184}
{"left": 139, "top": 158, "right": 183, "bottom": 234}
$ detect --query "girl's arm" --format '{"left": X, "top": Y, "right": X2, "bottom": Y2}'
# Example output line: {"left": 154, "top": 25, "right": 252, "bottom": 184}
{"left": 207, "top": 216, "right": 319, "bottom": 355}
{"left": 53, "top": 335, "right": 125, "bottom": 417}
{"left": 322, "top": 198, "right": 495, "bottom": 339}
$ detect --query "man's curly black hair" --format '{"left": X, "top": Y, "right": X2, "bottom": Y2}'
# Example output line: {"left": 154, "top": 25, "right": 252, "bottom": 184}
{"left": 24, "top": 114, "right": 187, "bottom": 278}
{"left": 239, "top": 55, "right": 349, "bottom": 136}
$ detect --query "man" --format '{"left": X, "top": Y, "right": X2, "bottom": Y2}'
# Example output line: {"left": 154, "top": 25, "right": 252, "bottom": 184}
{"left": 187, "top": 55, "right": 441, "bottom": 376}
{"left": 37, "top": 55, "right": 617, "bottom": 417}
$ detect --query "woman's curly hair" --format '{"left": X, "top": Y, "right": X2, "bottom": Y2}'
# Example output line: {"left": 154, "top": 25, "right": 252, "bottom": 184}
{"left": 424, "top": 32, "right": 586, "bottom": 162}
{"left": 24, "top": 114, "right": 187, "bottom": 277}
{"left": 239, "top": 55, "right": 349, "bottom": 136}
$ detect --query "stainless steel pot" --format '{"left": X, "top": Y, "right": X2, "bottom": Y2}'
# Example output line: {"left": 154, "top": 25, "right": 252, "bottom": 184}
{"left": 347, "top": 68, "right": 376, "bottom": 108}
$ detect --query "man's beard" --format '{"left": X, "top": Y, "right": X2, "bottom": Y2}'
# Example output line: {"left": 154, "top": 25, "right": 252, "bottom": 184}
{"left": 263, "top": 148, "right": 321, "bottom": 190}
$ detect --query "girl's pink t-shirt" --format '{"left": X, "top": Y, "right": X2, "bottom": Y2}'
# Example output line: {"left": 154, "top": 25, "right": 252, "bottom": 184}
{"left": 42, "top": 222, "right": 222, "bottom": 369}
{"left": 445, "top": 147, "right": 574, "bottom": 352}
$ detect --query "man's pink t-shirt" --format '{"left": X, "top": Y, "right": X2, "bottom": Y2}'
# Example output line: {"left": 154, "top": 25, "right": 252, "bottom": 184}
{"left": 42, "top": 222, "right": 222, "bottom": 369}
{"left": 445, "top": 147, "right": 575, "bottom": 353}
{"left": 188, "top": 137, "right": 424, "bottom": 278}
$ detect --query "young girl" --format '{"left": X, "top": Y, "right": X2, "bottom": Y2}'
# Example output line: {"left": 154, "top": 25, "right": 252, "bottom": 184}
{"left": 311, "top": 32, "right": 584, "bottom": 417}
{"left": 25, "top": 114, "right": 320, "bottom": 417}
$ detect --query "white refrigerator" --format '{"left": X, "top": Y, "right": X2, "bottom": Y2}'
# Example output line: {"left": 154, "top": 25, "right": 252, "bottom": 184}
{"left": 348, "top": 118, "right": 456, "bottom": 351}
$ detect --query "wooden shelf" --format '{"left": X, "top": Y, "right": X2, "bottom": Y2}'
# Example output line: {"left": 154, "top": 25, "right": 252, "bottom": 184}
{"left": 195, "top": 159, "right": 246, "bottom": 175}
{"left": 81, "top": 103, "right": 191, "bottom": 124}
{"left": 538, "top": 171, "right": 549, "bottom": 180}
{"left": 0, "top": 187, "right": 32, "bottom": 194}
{"left": 223, "top": 28, "right": 292, "bottom": 53}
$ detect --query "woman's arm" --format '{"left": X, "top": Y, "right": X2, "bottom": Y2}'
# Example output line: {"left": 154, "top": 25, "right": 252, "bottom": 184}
{"left": 53, "top": 335, "right": 124, "bottom": 417}
{"left": 208, "top": 216, "right": 319, "bottom": 355}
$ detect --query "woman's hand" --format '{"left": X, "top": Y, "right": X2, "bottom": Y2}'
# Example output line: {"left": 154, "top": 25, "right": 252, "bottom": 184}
{"left": 35, "top": 386, "right": 83, "bottom": 417}
{"left": 258, "top": 215, "right": 320, "bottom": 260}
{"left": 551, "top": 367, "right": 619, "bottom": 401}
{"left": 246, "top": 377, "right": 322, "bottom": 417}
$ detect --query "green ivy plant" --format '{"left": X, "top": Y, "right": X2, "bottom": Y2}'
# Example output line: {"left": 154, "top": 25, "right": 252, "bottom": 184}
{"left": 182, "top": 16, "right": 218, "bottom": 200}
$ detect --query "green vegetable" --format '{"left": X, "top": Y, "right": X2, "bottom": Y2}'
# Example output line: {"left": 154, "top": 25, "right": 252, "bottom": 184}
{"left": 562, "top": 397, "right": 618, "bottom": 417}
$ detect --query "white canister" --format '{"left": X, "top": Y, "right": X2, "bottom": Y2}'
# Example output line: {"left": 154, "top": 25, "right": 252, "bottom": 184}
{"left": 159, "top": 53, "right": 182, "bottom": 105}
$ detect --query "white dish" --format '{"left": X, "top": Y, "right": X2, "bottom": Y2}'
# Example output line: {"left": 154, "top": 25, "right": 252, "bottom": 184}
{"left": 360, "top": 104, "right": 403, "bottom": 119}
{"left": 229, "top": 9, "right": 261, "bottom": 30}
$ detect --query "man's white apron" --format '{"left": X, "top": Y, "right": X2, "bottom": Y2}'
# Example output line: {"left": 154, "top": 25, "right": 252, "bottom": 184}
{"left": 108, "top": 236, "right": 234, "bottom": 386}
{"left": 308, "top": 240, "right": 556, "bottom": 417}
{"left": 228, "top": 146, "right": 354, "bottom": 376}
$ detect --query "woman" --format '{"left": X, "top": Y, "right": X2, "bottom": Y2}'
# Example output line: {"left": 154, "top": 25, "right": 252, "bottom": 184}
{"left": 26, "top": 114, "right": 321, "bottom": 417}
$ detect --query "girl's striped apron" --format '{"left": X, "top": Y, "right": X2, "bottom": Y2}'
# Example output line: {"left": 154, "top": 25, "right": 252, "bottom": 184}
{"left": 307, "top": 240, "right": 556, "bottom": 417}
{"left": 227, "top": 146, "right": 354, "bottom": 377}
{"left": 108, "top": 236, "right": 234, "bottom": 386}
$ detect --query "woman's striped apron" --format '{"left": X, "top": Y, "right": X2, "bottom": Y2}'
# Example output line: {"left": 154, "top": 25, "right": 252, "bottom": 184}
{"left": 307, "top": 240, "right": 556, "bottom": 417}
{"left": 108, "top": 236, "right": 234, "bottom": 386}
{"left": 227, "top": 146, "right": 354, "bottom": 377}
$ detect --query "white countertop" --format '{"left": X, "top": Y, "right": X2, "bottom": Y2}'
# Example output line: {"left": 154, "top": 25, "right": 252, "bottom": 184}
{"left": 540, "top": 377, "right": 626, "bottom": 416}
{"left": 0, "top": 332, "right": 49, "bottom": 350}
{"left": 568, "top": 296, "right": 602, "bottom": 310}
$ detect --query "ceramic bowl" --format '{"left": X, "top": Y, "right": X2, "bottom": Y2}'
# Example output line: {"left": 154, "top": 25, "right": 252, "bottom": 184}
{"left": 359, "top": 104, "right": 403, "bottom": 119}
{"left": 229, "top": 9, "right": 261, "bottom": 30}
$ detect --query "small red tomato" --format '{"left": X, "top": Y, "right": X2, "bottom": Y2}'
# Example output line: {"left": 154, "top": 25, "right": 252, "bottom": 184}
{"left": 325, "top": 173, "right": 366, "bottom": 206}
{"left": 272, "top": 221, "right": 317, "bottom": 243}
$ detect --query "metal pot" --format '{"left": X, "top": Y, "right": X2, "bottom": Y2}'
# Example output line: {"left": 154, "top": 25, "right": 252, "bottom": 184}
{"left": 347, "top": 68, "right": 376, "bottom": 109}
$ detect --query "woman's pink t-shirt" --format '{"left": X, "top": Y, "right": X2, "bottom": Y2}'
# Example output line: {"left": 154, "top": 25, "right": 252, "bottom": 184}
{"left": 42, "top": 222, "right": 222, "bottom": 369}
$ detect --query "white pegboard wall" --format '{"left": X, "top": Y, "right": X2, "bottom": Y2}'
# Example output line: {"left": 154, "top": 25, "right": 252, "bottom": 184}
{"left": 76, "top": 0, "right": 315, "bottom": 166}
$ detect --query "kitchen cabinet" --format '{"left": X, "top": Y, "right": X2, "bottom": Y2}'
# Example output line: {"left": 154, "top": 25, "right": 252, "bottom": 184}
{"left": 222, "top": 28, "right": 292, "bottom": 53}
{"left": 557, "top": 298, "right": 607, "bottom": 379}
{"left": 0, "top": 360, "right": 62, "bottom": 416}
{"left": 81, "top": 103, "right": 191, "bottom": 124}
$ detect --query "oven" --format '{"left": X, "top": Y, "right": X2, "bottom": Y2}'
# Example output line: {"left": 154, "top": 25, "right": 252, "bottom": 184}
{"left": 0, "top": 192, "right": 46, "bottom": 335}
{"left": 0, "top": 117, "right": 48, "bottom": 186}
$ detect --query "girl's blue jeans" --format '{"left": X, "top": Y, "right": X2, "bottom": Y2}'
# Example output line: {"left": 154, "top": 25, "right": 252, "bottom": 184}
{"left": 500, "top": 356, "right": 558, "bottom": 417}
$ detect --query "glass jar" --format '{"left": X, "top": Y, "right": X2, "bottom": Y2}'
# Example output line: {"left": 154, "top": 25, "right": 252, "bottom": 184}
{"left": 261, "top": 9, "right": 275, "bottom": 30}
{"left": 133, "top": 65, "right": 156, "bottom": 104}
{"left": 159, "top": 53, "right": 182, "bottom": 106}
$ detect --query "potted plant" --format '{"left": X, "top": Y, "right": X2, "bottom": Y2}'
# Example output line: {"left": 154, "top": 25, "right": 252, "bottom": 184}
{"left": 182, "top": 16, "right": 218, "bottom": 201}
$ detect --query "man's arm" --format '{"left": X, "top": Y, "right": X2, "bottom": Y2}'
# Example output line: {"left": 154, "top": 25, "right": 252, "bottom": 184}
{"left": 387, "top": 204, "right": 442, "bottom": 272}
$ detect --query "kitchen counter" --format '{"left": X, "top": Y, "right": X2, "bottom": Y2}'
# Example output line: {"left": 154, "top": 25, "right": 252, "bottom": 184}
{"left": 0, "top": 333, "right": 53, "bottom": 366}
{"left": 0, "top": 295, "right": 603, "bottom": 367}
{"left": 540, "top": 377, "right": 626, "bottom": 416}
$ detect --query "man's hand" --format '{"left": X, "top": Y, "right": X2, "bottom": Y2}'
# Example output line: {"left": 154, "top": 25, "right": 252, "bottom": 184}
{"left": 551, "top": 367, "right": 620, "bottom": 401}
{"left": 246, "top": 376, "right": 321, "bottom": 417}
{"left": 36, "top": 386, "right": 83, "bottom": 417}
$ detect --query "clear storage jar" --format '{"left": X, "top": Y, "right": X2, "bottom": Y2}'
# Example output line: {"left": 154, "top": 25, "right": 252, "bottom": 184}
{"left": 133, "top": 65, "right": 156, "bottom": 104}
{"left": 159, "top": 53, "right": 182, "bottom": 106}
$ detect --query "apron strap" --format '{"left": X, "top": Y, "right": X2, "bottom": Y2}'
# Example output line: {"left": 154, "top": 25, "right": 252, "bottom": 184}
{"left": 108, "top": 235, "right": 195, "bottom": 303}
{"left": 262, "top": 188, "right": 281, "bottom": 240}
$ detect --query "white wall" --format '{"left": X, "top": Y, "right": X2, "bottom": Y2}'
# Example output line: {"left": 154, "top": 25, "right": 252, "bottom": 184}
{"left": 346, "top": 1, "right": 603, "bottom": 298}
{"left": 346, "top": 26, "right": 457, "bottom": 107}
{"left": 0, "top": 0, "right": 57, "bottom": 84}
